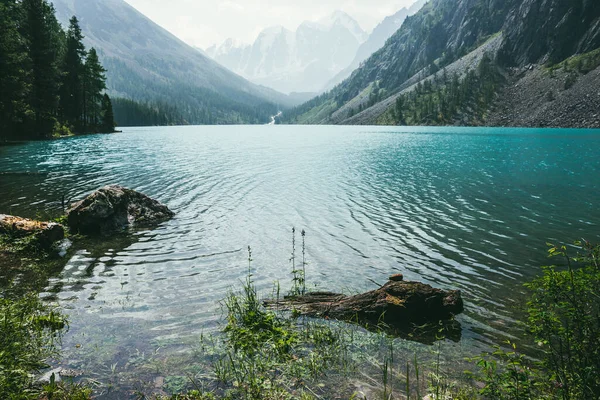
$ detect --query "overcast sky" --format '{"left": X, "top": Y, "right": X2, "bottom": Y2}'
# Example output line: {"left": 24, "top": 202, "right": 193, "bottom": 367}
{"left": 123, "top": 0, "right": 418, "bottom": 49}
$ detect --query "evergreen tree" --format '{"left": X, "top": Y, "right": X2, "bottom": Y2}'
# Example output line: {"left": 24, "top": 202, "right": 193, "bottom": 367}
{"left": 84, "top": 48, "right": 106, "bottom": 130}
{"left": 100, "top": 94, "right": 116, "bottom": 133}
{"left": 0, "top": 2, "right": 114, "bottom": 140}
{"left": 21, "top": 0, "right": 64, "bottom": 138}
{"left": 394, "top": 97, "right": 406, "bottom": 125}
{"left": 0, "top": 0, "right": 30, "bottom": 140}
{"left": 60, "top": 16, "right": 86, "bottom": 131}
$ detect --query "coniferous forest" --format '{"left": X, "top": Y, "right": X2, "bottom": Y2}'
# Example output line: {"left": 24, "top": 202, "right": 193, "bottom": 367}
{"left": 0, "top": 0, "right": 115, "bottom": 141}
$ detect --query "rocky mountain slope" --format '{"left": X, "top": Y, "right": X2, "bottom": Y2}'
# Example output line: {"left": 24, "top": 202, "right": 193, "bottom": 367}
{"left": 283, "top": 0, "right": 600, "bottom": 128}
{"left": 322, "top": 0, "right": 427, "bottom": 92}
{"left": 51, "top": 0, "right": 297, "bottom": 124}
{"left": 206, "top": 11, "right": 368, "bottom": 95}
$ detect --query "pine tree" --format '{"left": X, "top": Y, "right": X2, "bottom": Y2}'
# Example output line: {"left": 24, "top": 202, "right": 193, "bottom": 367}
{"left": 84, "top": 48, "right": 106, "bottom": 130}
{"left": 60, "top": 16, "right": 86, "bottom": 131}
{"left": 0, "top": 0, "right": 30, "bottom": 140}
{"left": 100, "top": 94, "right": 116, "bottom": 133}
{"left": 395, "top": 97, "right": 406, "bottom": 125}
{"left": 21, "top": 0, "right": 64, "bottom": 138}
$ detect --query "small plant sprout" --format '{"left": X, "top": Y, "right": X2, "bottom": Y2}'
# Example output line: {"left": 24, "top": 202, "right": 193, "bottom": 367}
{"left": 246, "top": 245, "right": 254, "bottom": 285}
{"left": 290, "top": 227, "right": 300, "bottom": 296}
{"left": 301, "top": 229, "right": 307, "bottom": 295}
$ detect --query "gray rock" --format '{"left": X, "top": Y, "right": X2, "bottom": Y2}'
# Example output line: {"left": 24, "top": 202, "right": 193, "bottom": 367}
{"left": 67, "top": 185, "right": 174, "bottom": 235}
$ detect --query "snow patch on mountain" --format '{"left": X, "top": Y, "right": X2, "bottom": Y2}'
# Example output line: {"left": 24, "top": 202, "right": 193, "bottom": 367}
{"left": 205, "top": 11, "right": 367, "bottom": 94}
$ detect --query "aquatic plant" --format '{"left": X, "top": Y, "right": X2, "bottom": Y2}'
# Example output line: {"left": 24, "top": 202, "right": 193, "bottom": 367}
{"left": 289, "top": 227, "right": 307, "bottom": 297}
{"left": 0, "top": 293, "right": 65, "bottom": 398}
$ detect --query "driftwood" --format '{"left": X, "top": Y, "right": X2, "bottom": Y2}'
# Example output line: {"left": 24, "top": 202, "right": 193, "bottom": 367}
{"left": 0, "top": 214, "right": 64, "bottom": 249}
{"left": 265, "top": 274, "right": 464, "bottom": 344}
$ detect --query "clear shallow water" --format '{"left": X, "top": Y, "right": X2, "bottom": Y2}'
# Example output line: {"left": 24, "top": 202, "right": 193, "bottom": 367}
{"left": 1, "top": 125, "right": 600, "bottom": 393}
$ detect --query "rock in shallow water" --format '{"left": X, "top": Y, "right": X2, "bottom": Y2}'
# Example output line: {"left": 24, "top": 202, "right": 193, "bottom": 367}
{"left": 0, "top": 214, "right": 65, "bottom": 249}
{"left": 67, "top": 185, "right": 174, "bottom": 235}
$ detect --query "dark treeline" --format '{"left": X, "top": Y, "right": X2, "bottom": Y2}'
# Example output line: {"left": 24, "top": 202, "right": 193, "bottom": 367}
{"left": 112, "top": 98, "right": 189, "bottom": 127}
{"left": 0, "top": 0, "right": 115, "bottom": 141}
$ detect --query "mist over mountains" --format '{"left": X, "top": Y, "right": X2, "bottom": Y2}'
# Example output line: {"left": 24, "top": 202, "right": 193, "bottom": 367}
{"left": 206, "top": 11, "right": 369, "bottom": 95}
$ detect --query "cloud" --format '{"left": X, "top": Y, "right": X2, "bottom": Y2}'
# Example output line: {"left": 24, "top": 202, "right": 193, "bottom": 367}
{"left": 124, "top": 0, "right": 417, "bottom": 48}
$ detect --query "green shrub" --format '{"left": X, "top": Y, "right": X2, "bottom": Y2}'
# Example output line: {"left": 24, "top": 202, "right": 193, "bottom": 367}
{"left": 470, "top": 342, "right": 542, "bottom": 400}
{"left": 525, "top": 242, "right": 600, "bottom": 399}
{"left": 465, "top": 242, "right": 600, "bottom": 400}
{"left": 51, "top": 121, "right": 73, "bottom": 138}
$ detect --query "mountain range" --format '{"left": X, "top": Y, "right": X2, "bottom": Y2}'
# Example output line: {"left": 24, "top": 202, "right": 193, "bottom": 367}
{"left": 206, "top": 11, "right": 369, "bottom": 95}
{"left": 51, "top": 0, "right": 299, "bottom": 124}
{"left": 50, "top": 0, "right": 600, "bottom": 128}
{"left": 283, "top": 0, "right": 600, "bottom": 128}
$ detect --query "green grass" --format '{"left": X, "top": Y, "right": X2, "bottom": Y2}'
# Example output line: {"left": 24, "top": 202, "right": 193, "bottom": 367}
{"left": 180, "top": 240, "right": 600, "bottom": 399}
{"left": 0, "top": 294, "right": 66, "bottom": 399}
{"left": 204, "top": 246, "right": 357, "bottom": 399}
{"left": 3, "top": 221, "right": 599, "bottom": 400}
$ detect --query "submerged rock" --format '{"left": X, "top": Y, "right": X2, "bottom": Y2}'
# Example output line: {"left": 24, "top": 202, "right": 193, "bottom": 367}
{"left": 0, "top": 214, "right": 65, "bottom": 249}
{"left": 265, "top": 278, "right": 464, "bottom": 343}
{"left": 67, "top": 185, "right": 174, "bottom": 235}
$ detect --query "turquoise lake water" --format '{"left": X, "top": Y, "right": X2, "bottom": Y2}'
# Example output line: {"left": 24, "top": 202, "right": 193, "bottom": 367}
{"left": 1, "top": 125, "right": 599, "bottom": 395}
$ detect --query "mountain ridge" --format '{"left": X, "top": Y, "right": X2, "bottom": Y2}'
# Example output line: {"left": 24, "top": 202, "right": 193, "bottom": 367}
{"left": 283, "top": 0, "right": 600, "bottom": 128}
{"left": 322, "top": 0, "right": 428, "bottom": 92}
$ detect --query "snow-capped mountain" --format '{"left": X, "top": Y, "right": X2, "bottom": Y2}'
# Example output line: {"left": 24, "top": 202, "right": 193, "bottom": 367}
{"left": 206, "top": 11, "right": 367, "bottom": 94}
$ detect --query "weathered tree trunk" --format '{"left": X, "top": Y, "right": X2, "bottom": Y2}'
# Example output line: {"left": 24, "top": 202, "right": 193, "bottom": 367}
{"left": 265, "top": 275, "right": 464, "bottom": 343}
{"left": 0, "top": 214, "right": 64, "bottom": 249}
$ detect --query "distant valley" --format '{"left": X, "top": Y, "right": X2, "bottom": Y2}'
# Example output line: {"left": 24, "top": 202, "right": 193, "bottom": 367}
{"left": 51, "top": 0, "right": 298, "bottom": 125}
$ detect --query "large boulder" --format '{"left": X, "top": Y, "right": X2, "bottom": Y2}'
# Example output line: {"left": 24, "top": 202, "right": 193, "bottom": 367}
{"left": 67, "top": 185, "right": 174, "bottom": 235}
{"left": 0, "top": 214, "right": 65, "bottom": 249}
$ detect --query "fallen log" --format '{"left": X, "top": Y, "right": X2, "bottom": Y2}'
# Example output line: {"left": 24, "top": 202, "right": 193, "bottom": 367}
{"left": 265, "top": 274, "right": 464, "bottom": 343}
{"left": 0, "top": 214, "right": 65, "bottom": 249}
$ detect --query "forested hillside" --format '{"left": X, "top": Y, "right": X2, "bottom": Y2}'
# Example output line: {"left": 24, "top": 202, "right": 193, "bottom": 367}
{"left": 283, "top": 0, "right": 600, "bottom": 127}
{"left": 112, "top": 98, "right": 189, "bottom": 127}
{"left": 51, "top": 0, "right": 297, "bottom": 125}
{"left": 0, "top": 0, "right": 115, "bottom": 140}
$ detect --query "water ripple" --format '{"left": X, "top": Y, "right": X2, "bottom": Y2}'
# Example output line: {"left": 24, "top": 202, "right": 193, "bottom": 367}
{"left": 2, "top": 125, "right": 600, "bottom": 385}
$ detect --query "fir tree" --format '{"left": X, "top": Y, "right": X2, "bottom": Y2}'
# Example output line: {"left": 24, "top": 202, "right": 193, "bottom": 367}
{"left": 84, "top": 48, "right": 106, "bottom": 130}
{"left": 394, "top": 97, "right": 406, "bottom": 125}
{"left": 60, "top": 16, "right": 86, "bottom": 131}
{"left": 0, "top": 0, "right": 30, "bottom": 140}
{"left": 100, "top": 94, "right": 116, "bottom": 133}
{"left": 21, "top": 0, "right": 64, "bottom": 138}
